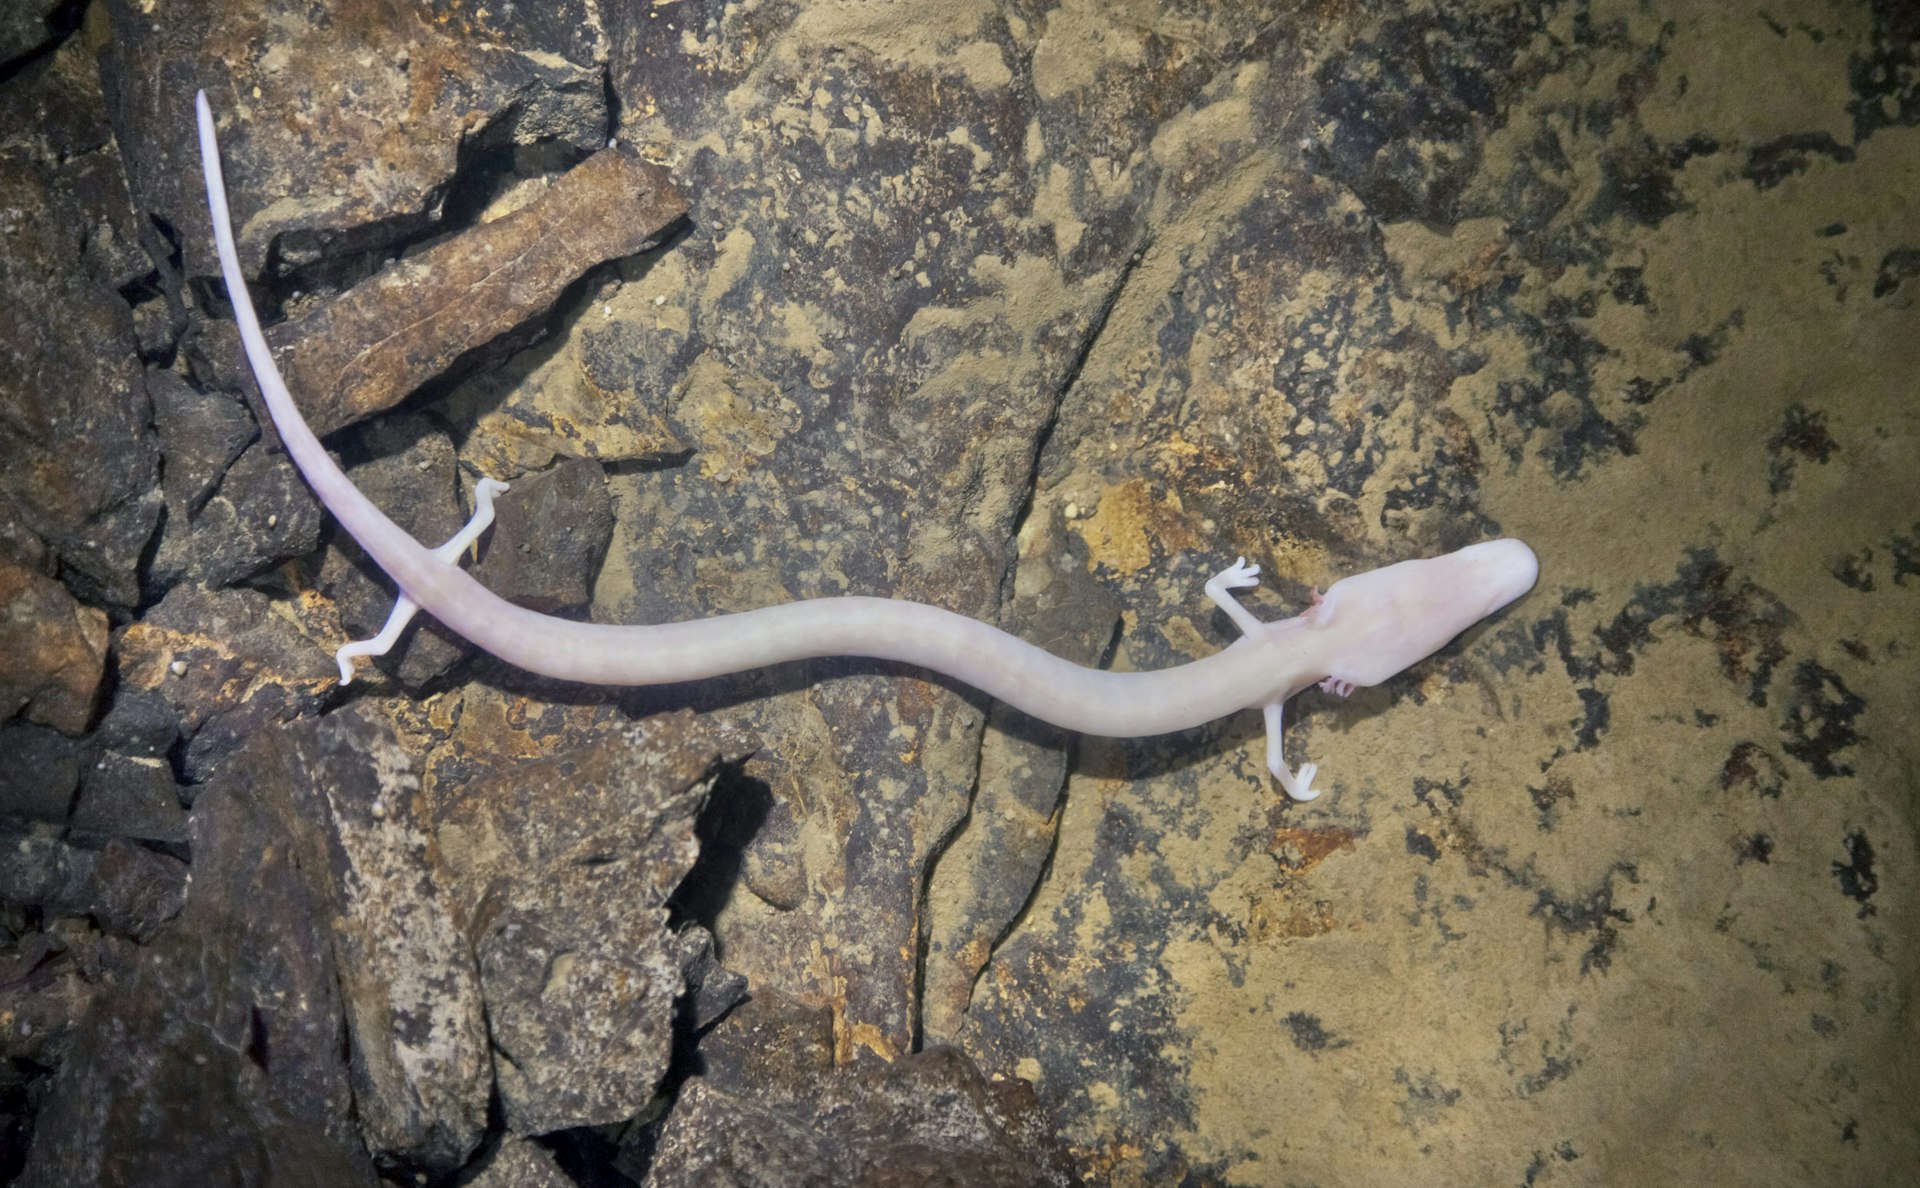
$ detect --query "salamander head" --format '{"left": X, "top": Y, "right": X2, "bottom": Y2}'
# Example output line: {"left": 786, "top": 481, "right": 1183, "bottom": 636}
{"left": 1311, "top": 538, "right": 1539, "bottom": 691}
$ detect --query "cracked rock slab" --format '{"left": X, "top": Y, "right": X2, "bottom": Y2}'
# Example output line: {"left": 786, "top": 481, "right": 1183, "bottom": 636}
{"left": 102, "top": 0, "right": 612, "bottom": 281}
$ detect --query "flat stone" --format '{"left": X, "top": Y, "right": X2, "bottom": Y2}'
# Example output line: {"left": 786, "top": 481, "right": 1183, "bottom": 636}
{"left": 470, "top": 455, "right": 614, "bottom": 617}
{"left": 151, "top": 432, "right": 326, "bottom": 590}
{"left": 148, "top": 369, "right": 257, "bottom": 522}
{"left": 261, "top": 147, "right": 688, "bottom": 434}
{"left": 69, "top": 752, "right": 189, "bottom": 847}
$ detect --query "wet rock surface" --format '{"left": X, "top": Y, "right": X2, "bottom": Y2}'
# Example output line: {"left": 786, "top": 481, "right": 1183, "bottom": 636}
{"left": 3, "top": 0, "right": 1917, "bottom": 1185}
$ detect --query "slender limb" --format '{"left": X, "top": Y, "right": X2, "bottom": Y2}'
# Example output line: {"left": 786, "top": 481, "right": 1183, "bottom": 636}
{"left": 336, "top": 593, "right": 421, "bottom": 684}
{"left": 429, "top": 477, "right": 509, "bottom": 562}
{"left": 1263, "top": 700, "right": 1321, "bottom": 802}
{"left": 334, "top": 478, "right": 511, "bottom": 684}
{"left": 1204, "top": 556, "right": 1267, "bottom": 637}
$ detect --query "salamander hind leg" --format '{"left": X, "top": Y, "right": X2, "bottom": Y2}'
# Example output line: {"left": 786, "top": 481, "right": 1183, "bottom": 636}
{"left": 334, "top": 477, "right": 511, "bottom": 684}
{"left": 1262, "top": 700, "right": 1321, "bottom": 802}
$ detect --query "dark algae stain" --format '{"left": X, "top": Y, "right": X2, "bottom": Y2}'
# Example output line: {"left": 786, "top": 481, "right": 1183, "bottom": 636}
{"left": 1284, "top": 1012, "right": 1353, "bottom": 1055}
{"left": 1720, "top": 741, "right": 1788, "bottom": 799}
{"left": 1737, "top": 833, "right": 1775, "bottom": 865}
{"left": 1781, "top": 661, "right": 1866, "bottom": 778}
{"left": 1531, "top": 864, "right": 1638, "bottom": 976}
{"left": 1831, "top": 830, "right": 1878, "bottom": 917}
{"left": 1846, "top": 0, "right": 1920, "bottom": 140}
{"left": 1872, "top": 246, "right": 1920, "bottom": 298}
{"left": 1589, "top": 549, "right": 1793, "bottom": 707}
{"left": 1743, "top": 132, "right": 1856, "bottom": 190}
{"left": 1765, "top": 403, "right": 1837, "bottom": 495}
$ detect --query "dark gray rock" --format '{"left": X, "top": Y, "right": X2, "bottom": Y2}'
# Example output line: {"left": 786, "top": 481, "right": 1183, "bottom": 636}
{"left": 0, "top": 45, "right": 162, "bottom": 610}
{"left": 318, "top": 416, "right": 470, "bottom": 688}
{"left": 0, "top": 192, "right": 160, "bottom": 607}
{"left": 431, "top": 711, "right": 752, "bottom": 1135}
{"left": 68, "top": 752, "right": 189, "bottom": 847}
{"left": 673, "top": 925, "right": 748, "bottom": 1034}
{"left": 0, "top": 928, "right": 97, "bottom": 1080}
{"left": 0, "top": 37, "right": 152, "bottom": 292}
{"left": 470, "top": 455, "right": 615, "bottom": 617}
{"left": 0, "top": 831, "right": 185, "bottom": 946}
{"left": 0, "top": 724, "right": 82, "bottom": 829}
{"left": 19, "top": 767, "right": 373, "bottom": 1187}
{"left": 0, "top": 1, "right": 71, "bottom": 70}
{"left": 86, "top": 839, "right": 189, "bottom": 943}
{"left": 0, "top": 833, "right": 90, "bottom": 917}
{"left": 150, "top": 432, "right": 325, "bottom": 590}
{"left": 91, "top": 687, "right": 182, "bottom": 764}
{"left": 149, "top": 369, "right": 257, "bottom": 521}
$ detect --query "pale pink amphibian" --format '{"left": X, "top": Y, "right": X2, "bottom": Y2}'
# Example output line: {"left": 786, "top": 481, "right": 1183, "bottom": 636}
{"left": 195, "top": 92, "right": 1538, "bottom": 802}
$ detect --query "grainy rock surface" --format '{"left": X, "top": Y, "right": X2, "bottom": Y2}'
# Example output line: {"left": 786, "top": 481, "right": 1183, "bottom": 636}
{"left": 431, "top": 712, "right": 751, "bottom": 1135}
{"left": 1, "top": 0, "right": 1915, "bottom": 1184}
{"left": 0, "top": 557, "right": 108, "bottom": 734}
{"left": 649, "top": 991, "right": 1073, "bottom": 1188}
{"left": 251, "top": 707, "right": 492, "bottom": 1170}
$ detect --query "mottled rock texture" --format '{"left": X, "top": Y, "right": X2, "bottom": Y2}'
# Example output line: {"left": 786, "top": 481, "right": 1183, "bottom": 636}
{"left": 3, "top": 0, "right": 1916, "bottom": 1184}
{"left": 431, "top": 712, "right": 751, "bottom": 1135}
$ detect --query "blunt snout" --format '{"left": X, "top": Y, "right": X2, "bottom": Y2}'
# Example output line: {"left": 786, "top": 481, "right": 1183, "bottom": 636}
{"left": 1455, "top": 538, "right": 1540, "bottom": 615}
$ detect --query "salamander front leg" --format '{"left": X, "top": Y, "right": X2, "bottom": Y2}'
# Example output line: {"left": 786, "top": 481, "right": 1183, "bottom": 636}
{"left": 1263, "top": 700, "right": 1321, "bottom": 802}
{"left": 334, "top": 477, "right": 511, "bottom": 684}
{"left": 1205, "top": 556, "right": 1267, "bottom": 637}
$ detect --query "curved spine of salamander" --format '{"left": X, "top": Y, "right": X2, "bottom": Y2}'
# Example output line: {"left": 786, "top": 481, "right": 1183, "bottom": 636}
{"left": 195, "top": 94, "right": 1316, "bottom": 734}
